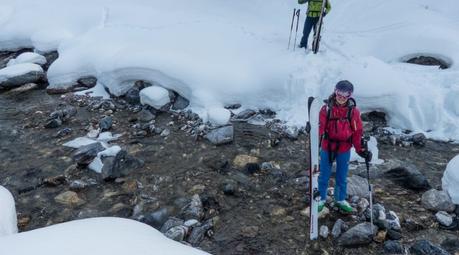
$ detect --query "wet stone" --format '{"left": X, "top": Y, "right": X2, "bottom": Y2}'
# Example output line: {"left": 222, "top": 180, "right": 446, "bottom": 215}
{"left": 144, "top": 208, "right": 172, "bottom": 230}
{"left": 165, "top": 225, "right": 188, "bottom": 242}
{"left": 181, "top": 194, "right": 204, "bottom": 221}
{"left": 233, "top": 109, "right": 256, "bottom": 120}
{"left": 338, "top": 222, "right": 377, "bottom": 247}
{"left": 77, "top": 76, "right": 97, "bottom": 88}
{"left": 101, "top": 150, "right": 144, "bottom": 181}
{"left": 171, "top": 94, "right": 190, "bottom": 110}
{"left": 188, "top": 220, "right": 213, "bottom": 246}
{"left": 205, "top": 125, "right": 234, "bottom": 145}
{"left": 44, "top": 118, "right": 62, "bottom": 128}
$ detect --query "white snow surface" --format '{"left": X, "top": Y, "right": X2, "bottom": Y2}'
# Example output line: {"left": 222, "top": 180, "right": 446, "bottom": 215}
{"left": 0, "top": 186, "right": 18, "bottom": 237}
{"left": 1, "top": 0, "right": 459, "bottom": 140}
{"left": 0, "top": 217, "right": 210, "bottom": 255}
{"left": 442, "top": 154, "right": 459, "bottom": 204}
{"left": 7, "top": 52, "right": 47, "bottom": 67}
{"left": 140, "top": 86, "right": 170, "bottom": 109}
{"left": 207, "top": 107, "right": 231, "bottom": 126}
{"left": 0, "top": 63, "right": 43, "bottom": 82}
{"left": 350, "top": 136, "right": 384, "bottom": 165}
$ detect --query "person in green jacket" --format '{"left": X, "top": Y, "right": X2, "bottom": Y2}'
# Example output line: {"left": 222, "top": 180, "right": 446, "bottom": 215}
{"left": 298, "top": 0, "right": 331, "bottom": 50}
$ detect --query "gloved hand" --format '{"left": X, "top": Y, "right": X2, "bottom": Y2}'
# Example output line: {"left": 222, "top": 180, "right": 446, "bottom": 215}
{"left": 358, "top": 150, "right": 372, "bottom": 162}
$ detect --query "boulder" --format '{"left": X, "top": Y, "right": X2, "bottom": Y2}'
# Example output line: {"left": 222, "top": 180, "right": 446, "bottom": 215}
{"left": 205, "top": 125, "right": 234, "bottom": 145}
{"left": 384, "top": 164, "right": 430, "bottom": 190}
{"left": 338, "top": 222, "right": 377, "bottom": 247}
{"left": 421, "top": 189, "right": 456, "bottom": 212}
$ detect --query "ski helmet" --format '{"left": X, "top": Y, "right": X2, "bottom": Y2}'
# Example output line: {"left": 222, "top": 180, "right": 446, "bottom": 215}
{"left": 334, "top": 80, "right": 354, "bottom": 98}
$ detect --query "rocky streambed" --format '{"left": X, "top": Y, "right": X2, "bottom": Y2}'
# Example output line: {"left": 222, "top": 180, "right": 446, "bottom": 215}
{"left": 1, "top": 49, "right": 459, "bottom": 255}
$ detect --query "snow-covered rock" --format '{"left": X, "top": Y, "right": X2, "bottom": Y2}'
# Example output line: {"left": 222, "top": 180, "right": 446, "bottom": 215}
{"left": 207, "top": 107, "right": 231, "bottom": 126}
{"left": 0, "top": 63, "right": 44, "bottom": 89}
{"left": 7, "top": 52, "right": 47, "bottom": 67}
{"left": 140, "top": 86, "right": 170, "bottom": 110}
{"left": 0, "top": 186, "right": 18, "bottom": 236}
{"left": 0, "top": 217, "right": 209, "bottom": 255}
{"left": 205, "top": 125, "right": 234, "bottom": 145}
{"left": 442, "top": 154, "right": 459, "bottom": 204}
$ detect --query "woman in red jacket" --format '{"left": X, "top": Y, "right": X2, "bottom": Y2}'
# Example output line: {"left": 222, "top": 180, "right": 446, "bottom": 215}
{"left": 318, "top": 80, "right": 372, "bottom": 213}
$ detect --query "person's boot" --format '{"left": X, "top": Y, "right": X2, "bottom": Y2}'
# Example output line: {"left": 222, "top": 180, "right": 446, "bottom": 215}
{"left": 336, "top": 200, "right": 354, "bottom": 214}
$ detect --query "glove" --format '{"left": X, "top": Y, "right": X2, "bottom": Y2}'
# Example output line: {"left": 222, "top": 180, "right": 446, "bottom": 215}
{"left": 358, "top": 150, "right": 372, "bottom": 162}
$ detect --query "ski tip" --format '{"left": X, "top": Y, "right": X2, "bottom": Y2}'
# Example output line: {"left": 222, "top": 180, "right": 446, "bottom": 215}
{"left": 307, "top": 97, "right": 315, "bottom": 108}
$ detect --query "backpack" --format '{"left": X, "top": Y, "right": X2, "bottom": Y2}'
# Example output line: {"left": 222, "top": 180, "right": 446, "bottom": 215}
{"left": 323, "top": 97, "right": 356, "bottom": 143}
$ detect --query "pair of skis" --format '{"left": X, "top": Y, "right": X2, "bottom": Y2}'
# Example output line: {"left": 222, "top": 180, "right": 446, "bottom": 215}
{"left": 288, "top": 1, "right": 327, "bottom": 54}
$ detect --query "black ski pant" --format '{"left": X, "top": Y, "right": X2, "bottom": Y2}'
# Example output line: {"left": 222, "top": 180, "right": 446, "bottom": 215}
{"left": 299, "top": 16, "right": 320, "bottom": 49}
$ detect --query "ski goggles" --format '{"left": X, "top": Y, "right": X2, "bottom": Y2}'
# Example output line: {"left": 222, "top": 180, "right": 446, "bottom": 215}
{"left": 335, "top": 89, "right": 352, "bottom": 99}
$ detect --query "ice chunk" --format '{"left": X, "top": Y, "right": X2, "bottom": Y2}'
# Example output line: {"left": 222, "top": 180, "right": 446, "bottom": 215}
{"left": 140, "top": 86, "right": 170, "bottom": 109}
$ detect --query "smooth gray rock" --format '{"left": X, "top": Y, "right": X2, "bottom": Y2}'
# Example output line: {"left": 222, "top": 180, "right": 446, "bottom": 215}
{"left": 205, "top": 125, "right": 234, "bottom": 145}
{"left": 72, "top": 142, "right": 105, "bottom": 165}
{"left": 137, "top": 108, "right": 155, "bottom": 122}
{"left": 144, "top": 208, "right": 171, "bottom": 229}
{"left": 409, "top": 240, "right": 450, "bottom": 255}
{"left": 125, "top": 87, "right": 141, "bottom": 104}
{"left": 338, "top": 222, "right": 377, "bottom": 247}
{"left": 421, "top": 189, "right": 456, "bottom": 212}
{"left": 435, "top": 211, "right": 453, "bottom": 227}
{"left": 384, "top": 164, "right": 430, "bottom": 190}
{"left": 164, "top": 225, "right": 188, "bottom": 241}
{"left": 233, "top": 109, "right": 256, "bottom": 120}
{"left": 347, "top": 175, "right": 369, "bottom": 198}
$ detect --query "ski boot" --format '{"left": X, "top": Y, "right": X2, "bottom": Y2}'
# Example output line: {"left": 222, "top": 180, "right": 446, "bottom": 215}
{"left": 336, "top": 200, "right": 354, "bottom": 214}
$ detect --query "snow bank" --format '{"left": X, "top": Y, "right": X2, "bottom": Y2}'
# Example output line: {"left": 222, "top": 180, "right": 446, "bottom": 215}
{"left": 442, "top": 155, "right": 459, "bottom": 204}
{"left": 0, "top": 186, "right": 18, "bottom": 236}
{"left": 1, "top": 0, "right": 459, "bottom": 140}
{"left": 7, "top": 52, "right": 47, "bottom": 67}
{"left": 0, "top": 217, "right": 210, "bottom": 255}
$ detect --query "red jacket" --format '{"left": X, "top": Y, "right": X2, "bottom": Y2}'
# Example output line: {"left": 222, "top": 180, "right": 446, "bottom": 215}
{"left": 319, "top": 99, "right": 363, "bottom": 153}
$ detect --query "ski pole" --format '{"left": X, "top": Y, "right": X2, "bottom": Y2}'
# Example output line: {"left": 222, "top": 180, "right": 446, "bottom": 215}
{"left": 363, "top": 139, "right": 374, "bottom": 232}
{"left": 287, "top": 9, "right": 297, "bottom": 50}
{"left": 293, "top": 9, "right": 301, "bottom": 51}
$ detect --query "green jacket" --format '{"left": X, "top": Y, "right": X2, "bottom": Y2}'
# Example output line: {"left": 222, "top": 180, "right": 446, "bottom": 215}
{"left": 298, "top": 0, "right": 331, "bottom": 18}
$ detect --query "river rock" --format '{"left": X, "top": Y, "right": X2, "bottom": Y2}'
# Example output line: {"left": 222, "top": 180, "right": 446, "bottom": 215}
{"left": 384, "top": 240, "right": 405, "bottom": 254}
{"left": 409, "top": 240, "right": 450, "bottom": 255}
{"left": 54, "top": 191, "right": 85, "bottom": 207}
{"left": 347, "top": 175, "right": 369, "bottom": 198}
{"left": 233, "top": 109, "right": 256, "bottom": 120}
{"left": 205, "top": 125, "right": 234, "bottom": 145}
{"left": 384, "top": 164, "right": 430, "bottom": 190}
{"left": 77, "top": 76, "right": 97, "bottom": 88}
{"left": 101, "top": 150, "right": 144, "bottom": 181}
{"left": 435, "top": 211, "right": 453, "bottom": 227}
{"left": 72, "top": 142, "right": 105, "bottom": 165}
{"left": 421, "top": 189, "right": 456, "bottom": 212}
{"left": 338, "top": 222, "right": 377, "bottom": 247}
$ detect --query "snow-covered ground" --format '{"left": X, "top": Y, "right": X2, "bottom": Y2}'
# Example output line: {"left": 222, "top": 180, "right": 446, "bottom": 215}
{"left": 1, "top": 0, "right": 458, "bottom": 140}
{"left": 443, "top": 154, "right": 459, "bottom": 204}
{"left": 0, "top": 186, "right": 18, "bottom": 236}
{"left": 0, "top": 217, "right": 210, "bottom": 255}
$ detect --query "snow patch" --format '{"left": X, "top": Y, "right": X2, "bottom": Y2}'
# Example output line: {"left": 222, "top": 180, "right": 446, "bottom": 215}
{"left": 0, "top": 63, "right": 43, "bottom": 82}
{"left": 0, "top": 217, "right": 210, "bottom": 255}
{"left": 140, "top": 86, "right": 170, "bottom": 109}
{"left": 442, "top": 154, "right": 459, "bottom": 204}
{"left": 0, "top": 186, "right": 18, "bottom": 237}
{"left": 7, "top": 52, "right": 47, "bottom": 67}
{"left": 207, "top": 107, "right": 231, "bottom": 126}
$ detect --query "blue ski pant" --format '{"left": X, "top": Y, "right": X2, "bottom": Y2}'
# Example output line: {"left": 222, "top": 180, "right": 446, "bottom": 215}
{"left": 299, "top": 16, "right": 319, "bottom": 48}
{"left": 318, "top": 149, "right": 351, "bottom": 201}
